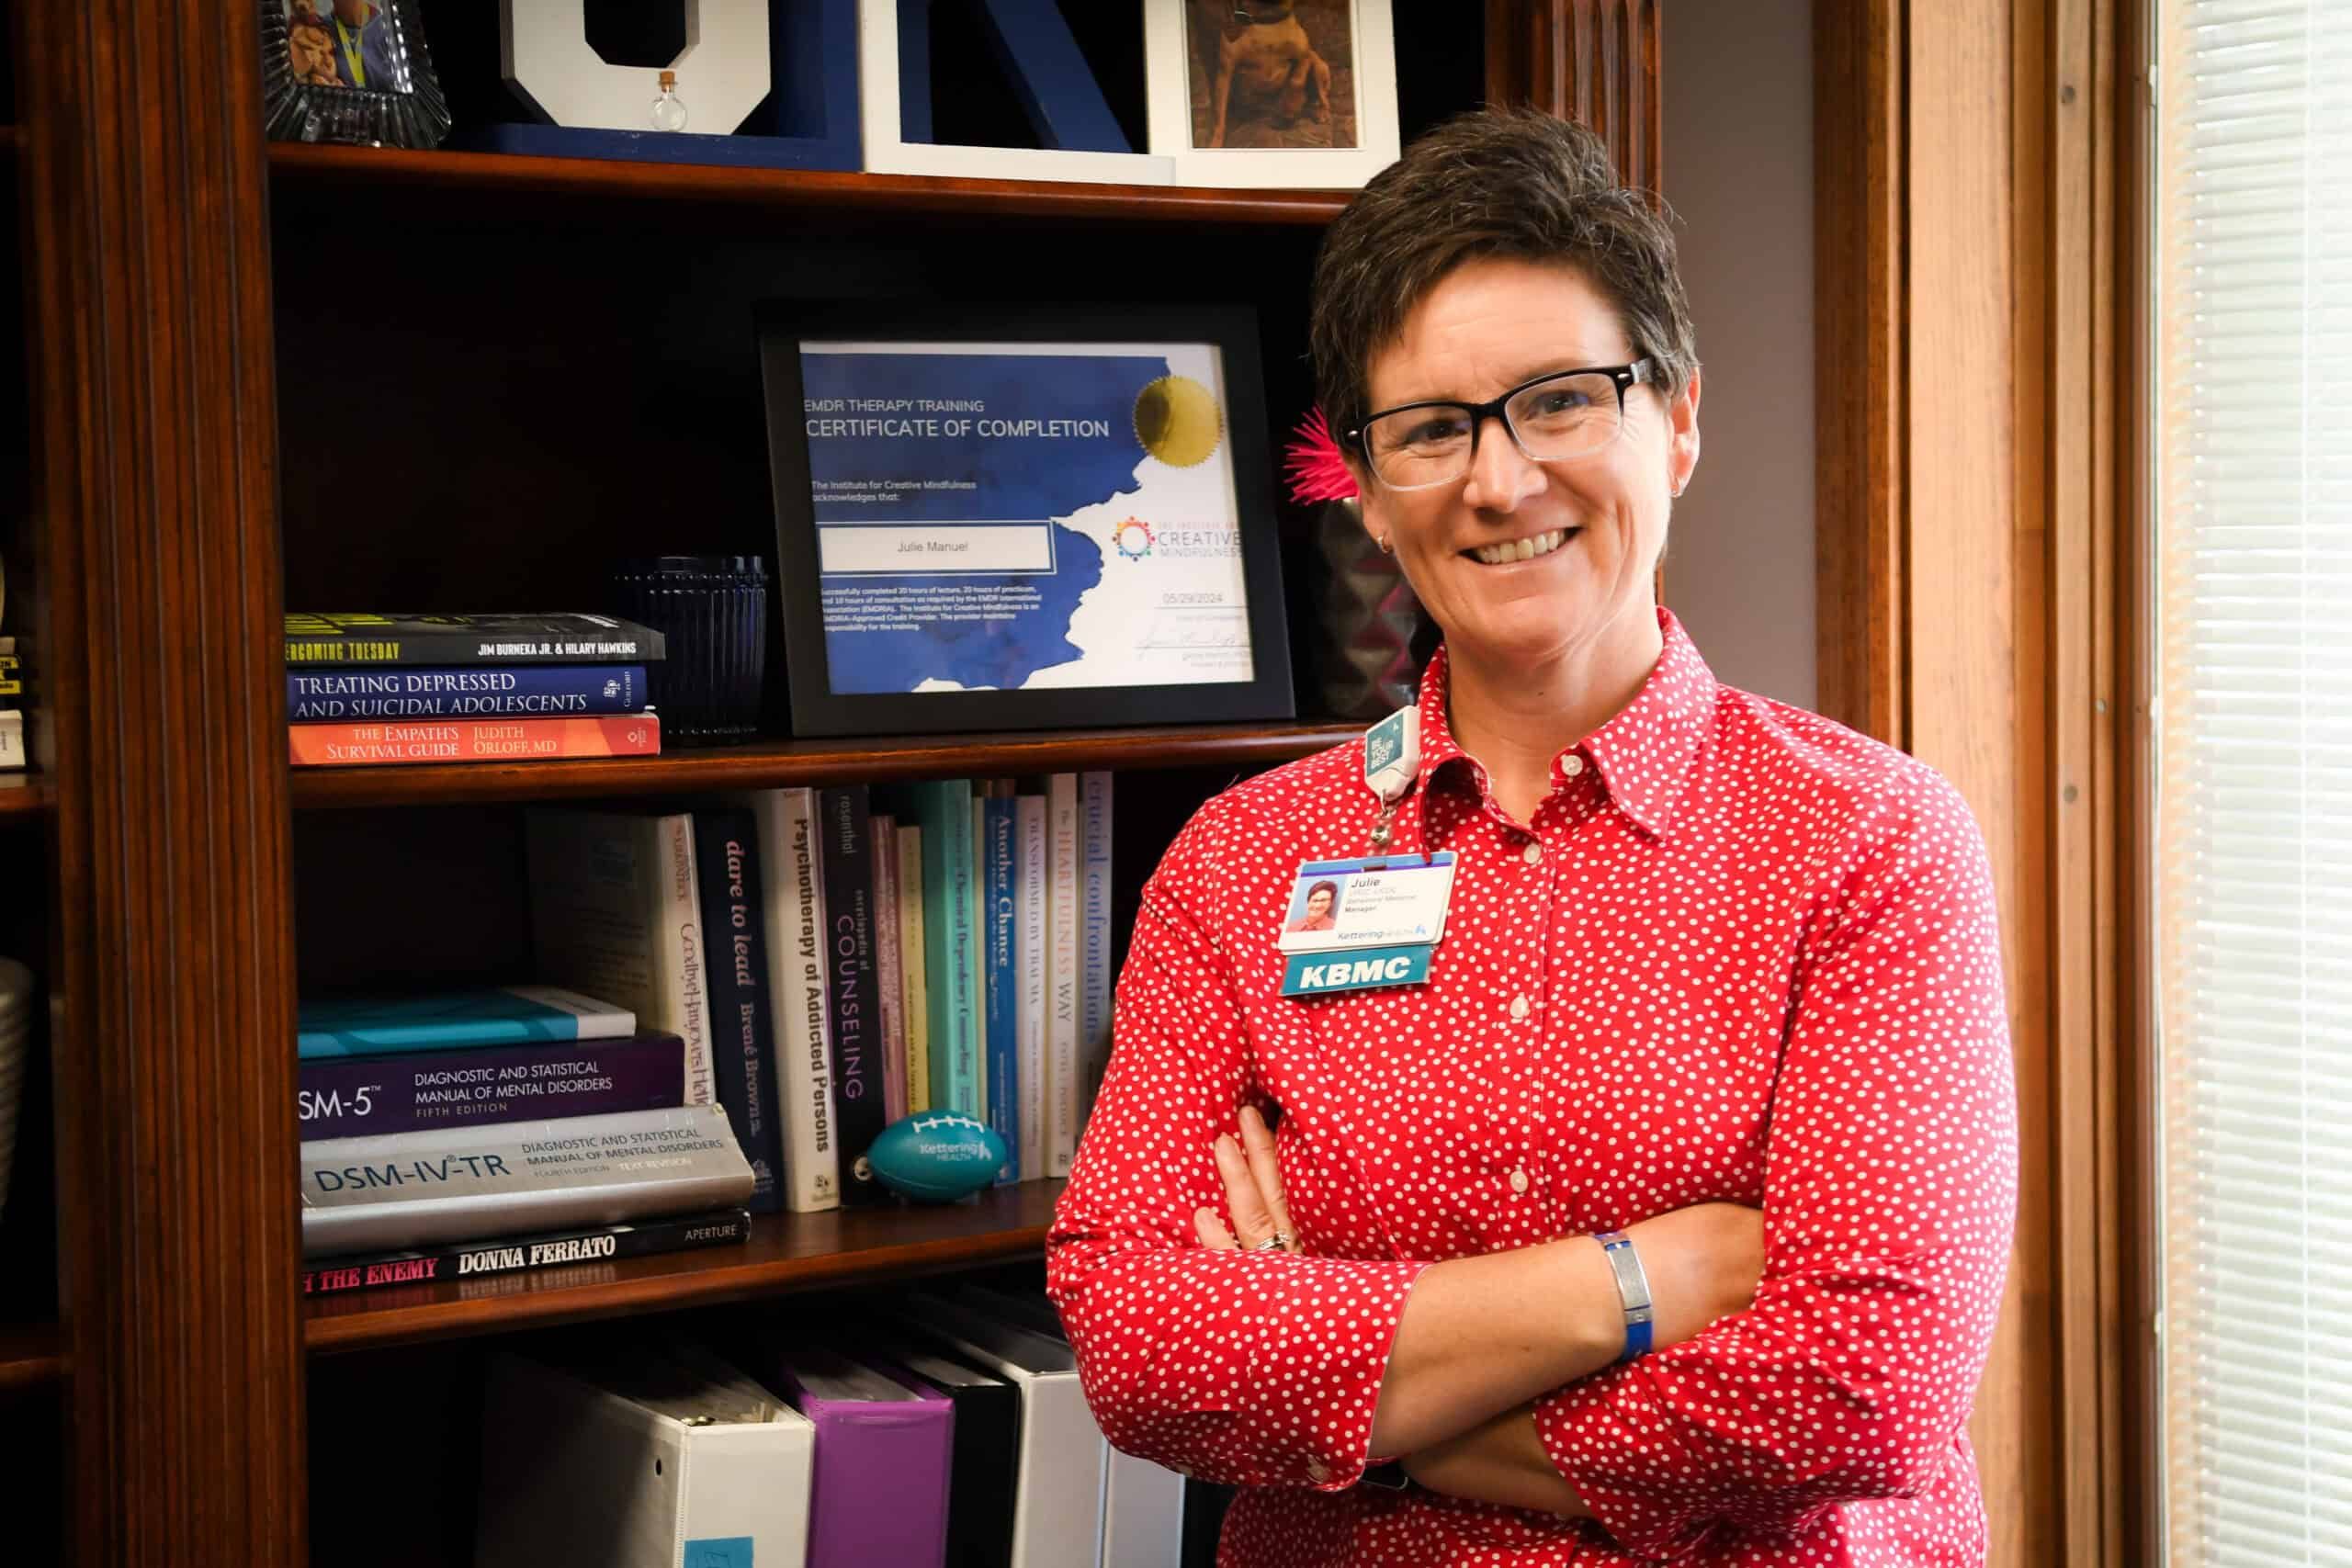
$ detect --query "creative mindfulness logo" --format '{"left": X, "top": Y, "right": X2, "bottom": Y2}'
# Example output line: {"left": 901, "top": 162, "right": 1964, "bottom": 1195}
{"left": 1114, "top": 518, "right": 1156, "bottom": 560}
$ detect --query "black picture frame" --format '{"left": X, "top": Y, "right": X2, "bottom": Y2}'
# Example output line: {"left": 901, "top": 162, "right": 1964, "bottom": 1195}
{"left": 260, "top": 0, "right": 452, "bottom": 150}
{"left": 757, "top": 301, "right": 1295, "bottom": 739}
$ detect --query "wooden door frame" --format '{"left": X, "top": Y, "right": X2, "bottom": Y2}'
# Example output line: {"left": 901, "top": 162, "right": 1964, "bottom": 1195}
{"left": 1814, "top": 2, "right": 2149, "bottom": 1564}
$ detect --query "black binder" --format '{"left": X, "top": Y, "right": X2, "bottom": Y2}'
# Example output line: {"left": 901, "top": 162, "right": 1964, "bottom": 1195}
{"left": 860, "top": 1330, "right": 1020, "bottom": 1568}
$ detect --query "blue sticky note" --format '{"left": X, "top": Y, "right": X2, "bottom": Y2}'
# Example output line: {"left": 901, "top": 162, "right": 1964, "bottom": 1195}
{"left": 684, "top": 1539, "right": 753, "bottom": 1568}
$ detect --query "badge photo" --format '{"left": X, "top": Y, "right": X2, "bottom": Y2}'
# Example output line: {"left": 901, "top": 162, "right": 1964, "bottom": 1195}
{"left": 1273, "top": 853, "right": 1457, "bottom": 953}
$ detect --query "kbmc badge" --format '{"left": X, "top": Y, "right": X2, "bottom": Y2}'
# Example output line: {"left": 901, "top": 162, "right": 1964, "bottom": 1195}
{"left": 1280, "top": 943, "right": 1433, "bottom": 998}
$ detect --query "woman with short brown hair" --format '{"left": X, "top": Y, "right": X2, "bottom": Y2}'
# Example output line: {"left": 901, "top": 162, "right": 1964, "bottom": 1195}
{"left": 1048, "top": 107, "right": 2016, "bottom": 1565}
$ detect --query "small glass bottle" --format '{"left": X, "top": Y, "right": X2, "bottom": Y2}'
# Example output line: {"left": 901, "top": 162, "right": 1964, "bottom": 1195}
{"left": 649, "top": 70, "right": 688, "bottom": 132}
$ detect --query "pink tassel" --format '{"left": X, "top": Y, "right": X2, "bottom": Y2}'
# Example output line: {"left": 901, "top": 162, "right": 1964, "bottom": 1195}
{"left": 1283, "top": 407, "right": 1360, "bottom": 505}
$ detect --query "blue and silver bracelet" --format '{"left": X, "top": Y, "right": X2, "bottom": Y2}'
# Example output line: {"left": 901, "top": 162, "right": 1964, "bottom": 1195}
{"left": 1593, "top": 1231, "right": 1655, "bottom": 1361}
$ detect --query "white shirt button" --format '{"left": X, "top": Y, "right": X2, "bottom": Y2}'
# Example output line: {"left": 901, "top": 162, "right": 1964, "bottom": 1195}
{"left": 1508, "top": 1168, "right": 1531, "bottom": 1194}
{"left": 1521, "top": 840, "right": 1543, "bottom": 864}
{"left": 1509, "top": 995, "right": 1532, "bottom": 1021}
{"left": 1562, "top": 754, "right": 1586, "bottom": 778}
{"left": 1306, "top": 1458, "right": 1330, "bottom": 1484}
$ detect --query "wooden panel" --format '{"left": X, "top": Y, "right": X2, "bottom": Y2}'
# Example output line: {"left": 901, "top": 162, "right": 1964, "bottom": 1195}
{"left": 306, "top": 1181, "right": 1065, "bottom": 1356}
{"left": 1903, "top": 7, "right": 2058, "bottom": 1565}
{"left": 1484, "top": 0, "right": 1663, "bottom": 193}
{"left": 2033, "top": 0, "right": 2132, "bottom": 1562}
{"left": 16, "top": 6, "right": 305, "bottom": 1568}
{"left": 288, "top": 722, "right": 1362, "bottom": 810}
{"left": 2111, "top": 6, "right": 2163, "bottom": 1563}
{"left": 1813, "top": 0, "right": 1906, "bottom": 748}
{"left": 1818, "top": 0, "right": 2140, "bottom": 1562}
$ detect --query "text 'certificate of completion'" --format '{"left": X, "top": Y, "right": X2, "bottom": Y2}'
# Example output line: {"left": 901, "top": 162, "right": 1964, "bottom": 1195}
{"left": 801, "top": 341, "right": 1257, "bottom": 695}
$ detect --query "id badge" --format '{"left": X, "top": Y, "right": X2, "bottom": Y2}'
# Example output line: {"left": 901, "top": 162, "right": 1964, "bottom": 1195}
{"left": 1275, "top": 852, "right": 1455, "bottom": 997}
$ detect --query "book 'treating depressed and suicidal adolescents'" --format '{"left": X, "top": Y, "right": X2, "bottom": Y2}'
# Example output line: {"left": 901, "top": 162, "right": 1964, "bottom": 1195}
{"left": 286, "top": 663, "right": 650, "bottom": 721}
{"left": 297, "top": 986, "right": 636, "bottom": 1059}
{"left": 297, "top": 1032, "right": 687, "bottom": 1141}
{"left": 283, "top": 612, "right": 666, "bottom": 667}
{"left": 288, "top": 714, "right": 661, "bottom": 767}
{"left": 300, "top": 1208, "right": 752, "bottom": 1297}
{"left": 297, "top": 1104, "right": 755, "bottom": 1258}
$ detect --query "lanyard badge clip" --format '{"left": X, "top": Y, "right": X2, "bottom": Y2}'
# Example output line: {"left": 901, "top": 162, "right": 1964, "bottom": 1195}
{"left": 1363, "top": 706, "right": 1419, "bottom": 849}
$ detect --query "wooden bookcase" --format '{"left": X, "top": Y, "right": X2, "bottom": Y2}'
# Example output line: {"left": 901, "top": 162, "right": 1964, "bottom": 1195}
{"left": 1, "top": 4, "right": 1657, "bottom": 1562}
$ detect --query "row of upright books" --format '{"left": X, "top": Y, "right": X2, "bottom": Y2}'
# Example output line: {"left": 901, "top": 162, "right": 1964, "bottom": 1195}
{"left": 478, "top": 1285, "right": 1189, "bottom": 1568}
{"left": 284, "top": 611, "right": 665, "bottom": 766}
{"left": 297, "top": 773, "right": 1115, "bottom": 1291}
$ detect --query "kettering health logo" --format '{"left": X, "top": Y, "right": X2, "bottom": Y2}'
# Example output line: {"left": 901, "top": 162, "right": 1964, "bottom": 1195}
{"left": 1114, "top": 519, "right": 1156, "bottom": 560}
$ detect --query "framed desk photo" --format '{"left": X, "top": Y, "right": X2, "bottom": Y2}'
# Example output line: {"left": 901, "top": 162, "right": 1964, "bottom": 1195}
{"left": 756, "top": 303, "right": 1295, "bottom": 739}
{"left": 260, "top": 0, "right": 451, "bottom": 149}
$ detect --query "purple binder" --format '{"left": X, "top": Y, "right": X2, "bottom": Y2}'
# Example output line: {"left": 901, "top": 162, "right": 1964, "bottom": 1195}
{"left": 758, "top": 1342, "right": 955, "bottom": 1568}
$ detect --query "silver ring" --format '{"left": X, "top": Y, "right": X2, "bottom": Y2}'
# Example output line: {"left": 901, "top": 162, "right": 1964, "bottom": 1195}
{"left": 1249, "top": 1233, "right": 1294, "bottom": 1254}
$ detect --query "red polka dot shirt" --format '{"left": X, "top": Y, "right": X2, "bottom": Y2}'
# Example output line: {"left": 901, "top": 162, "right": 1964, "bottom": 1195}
{"left": 1046, "top": 608, "right": 2018, "bottom": 1564}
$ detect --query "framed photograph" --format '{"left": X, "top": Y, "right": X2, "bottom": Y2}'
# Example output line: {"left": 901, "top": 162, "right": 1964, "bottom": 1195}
{"left": 1144, "top": 0, "right": 1399, "bottom": 188}
{"left": 757, "top": 303, "right": 1295, "bottom": 739}
{"left": 260, "top": 0, "right": 452, "bottom": 149}
{"left": 856, "top": 0, "right": 1173, "bottom": 186}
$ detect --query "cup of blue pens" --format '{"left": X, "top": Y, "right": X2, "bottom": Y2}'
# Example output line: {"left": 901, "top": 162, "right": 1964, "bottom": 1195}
{"left": 610, "top": 556, "right": 769, "bottom": 746}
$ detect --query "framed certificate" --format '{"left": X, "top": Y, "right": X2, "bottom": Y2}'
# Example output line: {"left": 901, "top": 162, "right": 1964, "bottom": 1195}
{"left": 756, "top": 303, "right": 1295, "bottom": 739}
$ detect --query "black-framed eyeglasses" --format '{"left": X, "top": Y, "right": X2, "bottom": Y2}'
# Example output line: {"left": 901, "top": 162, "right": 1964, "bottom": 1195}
{"left": 1347, "top": 359, "right": 1659, "bottom": 492}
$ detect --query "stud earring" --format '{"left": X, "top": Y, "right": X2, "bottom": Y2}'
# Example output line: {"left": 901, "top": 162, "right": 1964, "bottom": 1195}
{"left": 1376, "top": 535, "right": 1396, "bottom": 555}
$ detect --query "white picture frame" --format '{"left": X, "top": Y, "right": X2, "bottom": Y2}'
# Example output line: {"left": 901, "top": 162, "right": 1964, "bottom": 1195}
{"left": 501, "top": 0, "right": 773, "bottom": 133}
{"left": 856, "top": 0, "right": 1175, "bottom": 186}
{"left": 1144, "top": 0, "right": 1400, "bottom": 189}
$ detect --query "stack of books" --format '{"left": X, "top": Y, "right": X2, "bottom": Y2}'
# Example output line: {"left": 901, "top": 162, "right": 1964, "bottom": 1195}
{"left": 296, "top": 985, "right": 756, "bottom": 1296}
{"left": 475, "top": 1285, "right": 1187, "bottom": 1568}
{"left": 524, "top": 773, "right": 1117, "bottom": 1215}
{"left": 284, "top": 612, "right": 665, "bottom": 767}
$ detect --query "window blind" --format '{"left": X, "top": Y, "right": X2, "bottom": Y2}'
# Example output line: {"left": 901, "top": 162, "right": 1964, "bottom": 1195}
{"left": 2156, "top": 2, "right": 2352, "bottom": 1562}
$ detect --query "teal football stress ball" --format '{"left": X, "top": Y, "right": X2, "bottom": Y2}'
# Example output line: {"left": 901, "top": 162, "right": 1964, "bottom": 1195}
{"left": 867, "top": 1111, "right": 1008, "bottom": 1202}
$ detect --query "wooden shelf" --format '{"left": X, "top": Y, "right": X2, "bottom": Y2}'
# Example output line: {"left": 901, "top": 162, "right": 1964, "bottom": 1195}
{"left": 305, "top": 1179, "right": 1064, "bottom": 1356}
{"left": 268, "top": 141, "right": 1351, "bottom": 227}
{"left": 290, "top": 718, "right": 1358, "bottom": 808}
{"left": 0, "top": 773, "right": 49, "bottom": 819}
{"left": 0, "top": 1322, "right": 67, "bottom": 1390}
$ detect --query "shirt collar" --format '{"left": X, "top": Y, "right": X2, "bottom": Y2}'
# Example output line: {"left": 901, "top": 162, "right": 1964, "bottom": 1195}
{"left": 1408, "top": 606, "right": 1716, "bottom": 838}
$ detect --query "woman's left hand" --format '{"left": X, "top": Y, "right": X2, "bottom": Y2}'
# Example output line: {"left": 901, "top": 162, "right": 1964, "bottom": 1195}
{"left": 1194, "top": 1104, "right": 1303, "bottom": 1255}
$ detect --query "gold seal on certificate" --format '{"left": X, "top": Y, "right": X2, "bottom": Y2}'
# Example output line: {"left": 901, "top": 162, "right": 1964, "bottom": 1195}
{"left": 1133, "top": 375, "right": 1225, "bottom": 468}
